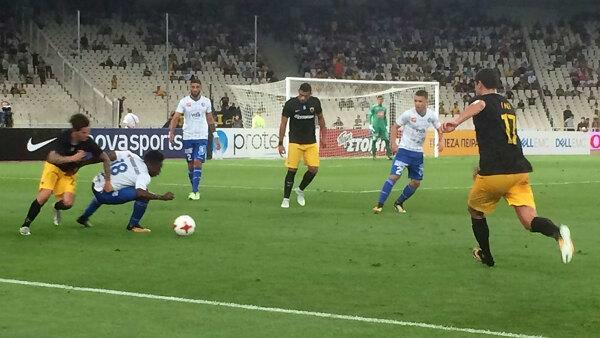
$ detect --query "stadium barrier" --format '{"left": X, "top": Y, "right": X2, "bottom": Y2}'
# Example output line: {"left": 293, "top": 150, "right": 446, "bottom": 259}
{"left": 1, "top": 128, "right": 592, "bottom": 161}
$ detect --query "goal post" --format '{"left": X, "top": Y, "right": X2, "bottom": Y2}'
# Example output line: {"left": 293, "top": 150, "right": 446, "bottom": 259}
{"left": 229, "top": 78, "right": 440, "bottom": 157}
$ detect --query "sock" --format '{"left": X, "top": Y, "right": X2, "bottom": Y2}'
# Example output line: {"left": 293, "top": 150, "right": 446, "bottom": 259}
{"left": 284, "top": 170, "right": 297, "bottom": 198}
{"left": 298, "top": 171, "right": 316, "bottom": 191}
{"left": 531, "top": 217, "right": 560, "bottom": 240}
{"left": 384, "top": 139, "right": 391, "bottom": 156}
{"left": 377, "top": 178, "right": 396, "bottom": 207}
{"left": 471, "top": 217, "right": 492, "bottom": 256}
{"left": 192, "top": 168, "right": 202, "bottom": 193}
{"left": 81, "top": 197, "right": 102, "bottom": 220}
{"left": 22, "top": 199, "right": 43, "bottom": 228}
{"left": 371, "top": 139, "right": 377, "bottom": 156}
{"left": 128, "top": 200, "right": 148, "bottom": 228}
{"left": 395, "top": 184, "right": 417, "bottom": 205}
{"left": 54, "top": 200, "right": 72, "bottom": 210}
{"left": 188, "top": 168, "right": 193, "bottom": 185}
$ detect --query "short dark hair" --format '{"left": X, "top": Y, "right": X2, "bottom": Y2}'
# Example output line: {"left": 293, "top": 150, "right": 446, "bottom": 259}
{"left": 299, "top": 82, "right": 312, "bottom": 93}
{"left": 69, "top": 113, "right": 90, "bottom": 130}
{"left": 415, "top": 90, "right": 428, "bottom": 99}
{"left": 376, "top": 95, "right": 383, "bottom": 99}
{"left": 144, "top": 150, "right": 164, "bottom": 164}
{"left": 190, "top": 78, "right": 201, "bottom": 85}
{"left": 475, "top": 68, "right": 500, "bottom": 89}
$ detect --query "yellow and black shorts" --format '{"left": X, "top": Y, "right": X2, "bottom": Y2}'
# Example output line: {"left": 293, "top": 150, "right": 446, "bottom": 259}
{"left": 38, "top": 162, "right": 77, "bottom": 198}
{"left": 468, "top": 173, "right": 536, "bottom": 215}
{"left": 285, "top": 143, "right": 320, "bottom": 169}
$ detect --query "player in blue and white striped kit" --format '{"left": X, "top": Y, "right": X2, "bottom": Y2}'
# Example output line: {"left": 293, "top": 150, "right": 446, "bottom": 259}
{"left": 76, "top": 150, "right": 174, "bottom": 233}
{"left": 373, "top": 90, "right": 444, "bottom": 214}
{"left": 168, "top": 78, "right": 221, "bottom": 200}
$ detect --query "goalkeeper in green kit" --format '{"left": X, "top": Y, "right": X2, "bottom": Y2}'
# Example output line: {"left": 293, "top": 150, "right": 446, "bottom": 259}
{"left": 369, "top": 95, "right": 392, "bottom": 159}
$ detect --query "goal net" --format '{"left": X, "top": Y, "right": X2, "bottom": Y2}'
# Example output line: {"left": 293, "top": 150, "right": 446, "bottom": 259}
{"left": 229, "top": 78, "right": 440, "bottom": 157}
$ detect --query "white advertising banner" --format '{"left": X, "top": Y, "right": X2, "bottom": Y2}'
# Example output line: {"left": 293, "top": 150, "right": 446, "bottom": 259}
{"left": 213, "top": 128, "right": 286, "bottom": 159}
{"left": 519, "top": 130, "right": 590, "bottom": 155}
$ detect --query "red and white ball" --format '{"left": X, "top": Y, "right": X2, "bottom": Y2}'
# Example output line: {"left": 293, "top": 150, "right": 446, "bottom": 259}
{"left": 173, "top": 215, "right": 196, "bottom": 236}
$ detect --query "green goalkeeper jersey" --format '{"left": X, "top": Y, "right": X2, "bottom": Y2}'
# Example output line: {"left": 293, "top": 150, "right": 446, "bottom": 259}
{"left": 369, "top": 104, "right": 388, "bottom": 129}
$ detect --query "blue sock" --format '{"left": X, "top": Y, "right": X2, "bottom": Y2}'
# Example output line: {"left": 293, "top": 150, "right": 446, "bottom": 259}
{"left": 82, "top": 197, "right": 101, "bottom": 219}
{"left": 378, "top": 178, "right": 396, "bottom": 206}
{"left": 188, "top": 169, "right": 193, "bottom": 185}
{"left": 192, "top": 169, "right": 202, "bottom": 193}
{"left": 396, "top": 184, "right": 417, "bottom": 205}
{"left": 128, "top": 200, "right": 148, "bottom": 227}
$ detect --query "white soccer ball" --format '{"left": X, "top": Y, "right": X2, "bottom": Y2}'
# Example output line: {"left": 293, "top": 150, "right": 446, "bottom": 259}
{"left": 173, "top": 215, "right": 196, "bottom": 236}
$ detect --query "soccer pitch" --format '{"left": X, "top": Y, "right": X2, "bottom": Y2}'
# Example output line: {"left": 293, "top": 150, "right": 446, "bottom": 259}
{"left": 1, "top": 156, "right": 599, "bottom": 337}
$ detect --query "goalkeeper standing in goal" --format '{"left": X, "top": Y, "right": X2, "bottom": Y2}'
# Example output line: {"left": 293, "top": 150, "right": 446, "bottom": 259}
{"left": 369, "top": 95, "right": 392, "bottom": 159}
{"left": 278, "top": 83, "right": 327, "bottom": 208}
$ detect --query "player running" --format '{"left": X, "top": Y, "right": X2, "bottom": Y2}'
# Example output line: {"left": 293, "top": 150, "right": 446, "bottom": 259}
{"left": 19, "top": 113, "right": 112, "bottom": 236}
{"left": 372, "top": 90, "right": 443, "bottom": 214}
{"left": 168, "top": 78, "right": 220, "bottom": 200}
{"left": 76, "top": 150, "right": 174, "bottom": 233}
{"left": 443, "top": 68, "right": 574, "bottom": 266}
{"left": 369, "top": 95, "right": 392, "bottom": 159}
{"left": 278, "top": 83, "right": 327, "bottom": 208}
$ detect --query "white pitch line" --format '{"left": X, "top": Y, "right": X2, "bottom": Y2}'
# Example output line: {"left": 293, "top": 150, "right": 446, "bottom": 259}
{"left": 1, "top": 176, "right": 599, "bottom": 194}
{"left": 0, "top": 278, "right": 543, "bottom": 338}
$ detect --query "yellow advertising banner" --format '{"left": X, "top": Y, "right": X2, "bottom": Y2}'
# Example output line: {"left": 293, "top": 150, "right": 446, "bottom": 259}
{"left": 423, "top": 130, "right": 479, "bottom": 156}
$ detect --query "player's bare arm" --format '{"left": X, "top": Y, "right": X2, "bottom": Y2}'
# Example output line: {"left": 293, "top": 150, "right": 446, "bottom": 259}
{"left": 443, "top": 100, "right": 486, "bottom": 132}
{"left": 206, "top": 112, "right": 221, "bottom": 150}
{"left": 318, "top": 113, "right": 326, "bottom": 148}
{"left": 136, "top": 189, "right": 174, "bottom": 201}
{"left": 278, "top": 116, "right": 288, "bottom": 156}
{"left": 168, "top": 111, "right": 182, "bottom": 145}
{"left": 99, "top": 152, "right": 113, "bottom": 192}
{"left": 437, "top": 127, "right": 445, "bottom": 152}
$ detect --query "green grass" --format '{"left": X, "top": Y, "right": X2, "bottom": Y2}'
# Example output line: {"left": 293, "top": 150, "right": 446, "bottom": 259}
{"left": 1, "top": 156, "right": 599, "bottom": 337}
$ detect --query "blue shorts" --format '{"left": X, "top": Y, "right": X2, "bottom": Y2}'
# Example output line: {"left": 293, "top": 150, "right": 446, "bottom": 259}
{"left": 390, "top": 148, "right": 424, "bottom": 181}
{"left": 93, "top": 186, "right": 138, "bottom": 205}
{"left": 182, "top": 139, "right": 208, "bottom": 163}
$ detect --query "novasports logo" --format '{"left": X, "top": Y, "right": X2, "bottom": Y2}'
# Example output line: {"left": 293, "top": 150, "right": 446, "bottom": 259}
{"left": 92, "top": 133, "right": 183, "bottom": 156}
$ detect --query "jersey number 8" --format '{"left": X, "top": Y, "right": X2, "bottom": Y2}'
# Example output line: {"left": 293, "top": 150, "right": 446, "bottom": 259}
{"left": 111, "top": 159, "right": 129, "bottom": 175}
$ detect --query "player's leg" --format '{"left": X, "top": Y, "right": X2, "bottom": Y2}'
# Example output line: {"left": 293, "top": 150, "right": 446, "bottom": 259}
{"left": 282, "top": 143, "right": 302, "bottom": 208}
{"left": 382, "top": 129, "right": 392, "bottom": 159}
{"left": 371, "top": 129, "right": 382, "bottom": 159}
{"left": 183, "top": 140, "right": 195, "bottom": 194}
{"left": 508, "top": 174, "right": 573, "bottom": 263}
{"left": 127, "top": 198, "right": 151, "bottom": 233}
{"left": 373, "top": 171, "right": 402, "bottom": 213}
{"left": 294, "top": 144, "right": 319, "bottom": 206}
{"left": 468, "top": 175, "right": 504, "bottom": 267}
{"left": 393, "top": 162, "right": 424, "bottom": 213}
{"left": 189, "top": 140, "right": 206, "bottom": 200}
{"left": 78, "top": 187, "right": 138, "bottom": 227}
{"left": 51, "top": 173, "right": 77, "bottom": 226}
{"left": 20, "top": 189, "right": 53, "bottom": 235}
{"left": 20, "top": 163, "right": 59, "bottom": 235}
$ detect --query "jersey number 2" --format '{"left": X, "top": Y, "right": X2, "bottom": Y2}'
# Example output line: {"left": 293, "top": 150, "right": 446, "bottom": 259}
{"left": 501, "top": 114, "right": 517, "bottom": 145}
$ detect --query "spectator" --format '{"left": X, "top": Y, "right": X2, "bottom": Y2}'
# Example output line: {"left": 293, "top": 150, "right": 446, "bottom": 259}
{"left": 111, "top": 75, "right": 118, "bottom": 91}
{"left": 10, "top": 83, "right": 19, "bottom": 95}
{"left": 527, "top": 95, "right": 536, "bottom": 106}
{"left": 232, "top": 115, "right": 243, "bottom": 128}
{"left": 555, "top": 85, "right": 565, "bottom": 96}
{"left": 563, "top": 105, "right": 574, "bottom": 131}
{"left": 333, "top": 117, "right": 344, "bottom": 129}
{"left": 220, "top": 97, "right": 241, "bottom": 127}
{"left": 80, "top": 34, "right": 89, "bottom": 49}
{"left": 576, "top": 117, "right": 586, "bottom": 131}
{"left": 451, "top": 102, "right": 460, "bottom": 117}
{"left": 0, "top": 100, "right": 10, "bottom": 127}
{"left": 439, "top": 102, "right": 447, "bottom": 116}
{"left": 252, "top": 111, "right": 265, "bottom": 128}
{"left": 117, "top": 96, "right": 126, "bottom": 120}
{"left": 153, "top": 85, "right": 166, "bottom": 98}
{"left": 143, "top": 66, "right": 152, "bottom": 76}
{"left": 117, "top": 56, "right": 127, "bottom": 68}
{"left": 517, "top": 99, "right": 525, "bottom": 110}
{"left": 114, "top": 34, "right": 128, "bottom": 45}
{"left": 542, "top": 85, "right": 552, "bottom": 97}
{"left": 592, "top": 116, "right": 600, "bottom": 131}
{"left": 354, "top": 114, "right": 363, "bottom": 129}
{"left": 121, "top": 109, "right": 140, "bottom": 128}
{"left": 102, "top": 56, "right": 115, "bottom": 68}
{"left": 506, "top": 90, "right": 515, "bottom": 100}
